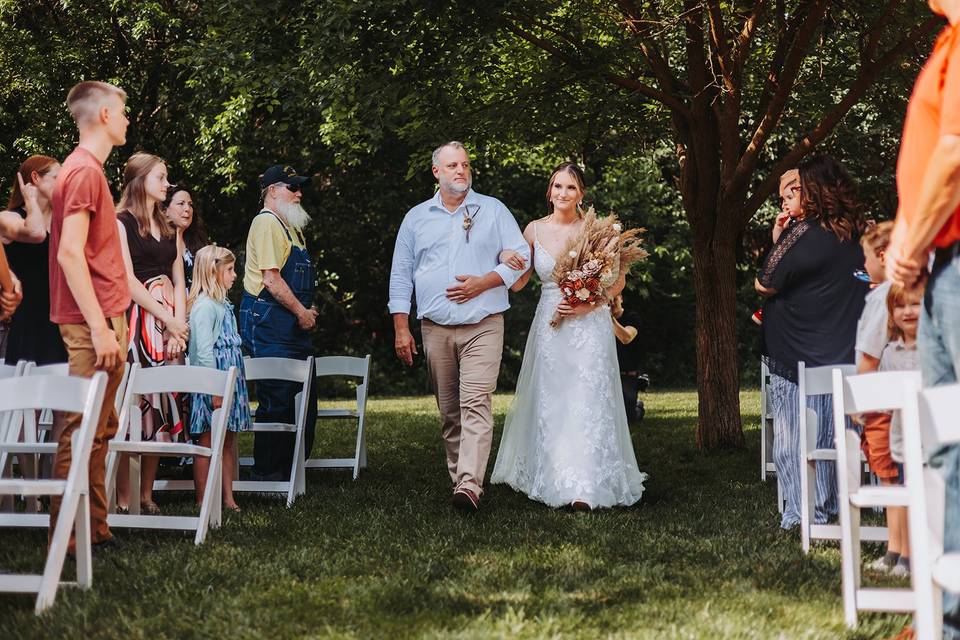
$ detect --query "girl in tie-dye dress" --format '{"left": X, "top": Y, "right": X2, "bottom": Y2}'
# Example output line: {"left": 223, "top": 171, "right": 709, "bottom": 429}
{"left": 187, "top": 245, "right": 250, "bottom": 512}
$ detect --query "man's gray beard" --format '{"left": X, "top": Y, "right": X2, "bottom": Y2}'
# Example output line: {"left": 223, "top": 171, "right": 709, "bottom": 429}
{"left": 275, "top": 200, "right": 311, "bottom": 231}
{"left": 439, "top": 176, "right": 471, "bottom": 195}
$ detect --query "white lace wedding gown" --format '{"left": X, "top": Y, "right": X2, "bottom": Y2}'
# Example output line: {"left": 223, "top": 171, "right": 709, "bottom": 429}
{"left": 491, "top": 227, "right": 647, "bottom": 508}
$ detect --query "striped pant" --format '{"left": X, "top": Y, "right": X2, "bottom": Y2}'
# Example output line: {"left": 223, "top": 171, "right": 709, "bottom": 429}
{"left": 769, "top": 373, "right": 839, "bottom": 530}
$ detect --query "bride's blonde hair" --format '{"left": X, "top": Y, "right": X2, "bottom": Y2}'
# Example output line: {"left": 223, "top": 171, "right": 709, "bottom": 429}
{"left": 188, "top": 245, "right": 235, "bottom": 310}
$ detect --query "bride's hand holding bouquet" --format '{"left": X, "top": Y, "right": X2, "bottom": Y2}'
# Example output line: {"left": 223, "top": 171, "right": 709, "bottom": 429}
{"left": 549, "top": 206, "right": 647, "bottom": 328}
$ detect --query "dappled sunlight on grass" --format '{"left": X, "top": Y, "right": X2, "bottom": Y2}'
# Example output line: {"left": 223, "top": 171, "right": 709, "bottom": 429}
{"left": 0, "top": 390, "right": 909, "bottom": 638}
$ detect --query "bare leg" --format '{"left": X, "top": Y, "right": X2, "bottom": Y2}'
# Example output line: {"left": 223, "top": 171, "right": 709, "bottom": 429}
{"left": 116, "top": 454, "right": 130, "bottom": 509}
{"left": 140, "top": 455, "right": 160, "bottom": 508}
{"left": 882, "top": 479, "right": 902, "bottom": 555}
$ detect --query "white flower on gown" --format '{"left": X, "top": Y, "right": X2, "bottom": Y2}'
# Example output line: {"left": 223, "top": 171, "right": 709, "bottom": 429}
{"left": 491, "top": 230, "right": 647, "bottom": 508}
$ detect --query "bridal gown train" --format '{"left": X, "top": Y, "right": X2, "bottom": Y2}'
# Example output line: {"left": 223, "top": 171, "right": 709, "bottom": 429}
{"left": 491, "top": 228, "right": 647, "bottom": 508}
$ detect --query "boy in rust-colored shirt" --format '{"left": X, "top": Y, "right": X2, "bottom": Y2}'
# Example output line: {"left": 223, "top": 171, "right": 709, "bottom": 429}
{"left": 48, "top": 81, "right": 131, "bottom": 554}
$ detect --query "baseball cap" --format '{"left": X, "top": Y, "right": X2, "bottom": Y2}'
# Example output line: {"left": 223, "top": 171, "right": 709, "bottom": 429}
{"left": 260, "top": 165, "right": 309, "bottom": 189}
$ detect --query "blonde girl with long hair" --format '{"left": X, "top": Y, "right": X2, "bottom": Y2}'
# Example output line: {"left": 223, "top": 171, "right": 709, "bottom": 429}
{"left": 187, "top": 245, "right": 250, "bottom": 512}
{"left": 115, "top": 152, "right": 190, "bottom": 514}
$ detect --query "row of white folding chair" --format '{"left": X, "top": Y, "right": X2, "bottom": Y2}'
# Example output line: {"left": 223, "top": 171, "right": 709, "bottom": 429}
{"left": 0, "top": 362, "right": 130, "bottom": 522}
{"left": 235, "top": 354, "right": 372, "bottom": 484}
{"left": 151, "top": 356, "right": 316, "bottom": 508}
{"left": 797, "top": 362, "right": 886, "bottom": 553}
{"left": 104, "top": 363, "right": 237, "bottom": 545}
{"left": 833, "top": 369, "right": 923, "bottom": 627}
{"left": 902, "top": 383, "right": 960, "bottom": 639}
{"left": 0, "top": 370, "right": 108, "bottom": 613}
{"left": 759, "top": 361, "right": 784, "bottom": 513}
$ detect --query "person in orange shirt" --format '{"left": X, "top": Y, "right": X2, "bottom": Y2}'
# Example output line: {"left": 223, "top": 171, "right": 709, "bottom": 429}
{"left": 887, "top": 2, "right": 960, "bottom": 635}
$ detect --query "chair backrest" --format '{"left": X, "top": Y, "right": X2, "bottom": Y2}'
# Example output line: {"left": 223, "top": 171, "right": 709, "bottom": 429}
{"left": 314, "top": 355, "right": 370, "bottom": 379}
{"left": 799, "top": 361, "right": 856, "bottom": 398}
{"left": 797, "top": 362, "right": 856, "bottom": 452}
{"left": 128, "top": 364, "right": 235, "bottom": 397}
{"left": 832, "top": 370, "right": 921, "bottom": 497}
{"left": 244, "top": 356, "right": 313, "bottom": 385}
{"left": 917, "top": 383, "right": 960, "bottom": 452}
{"left": 0, "top": 360, "right": 26, "bottom": 379}
{"left": 23, "top": 362, "right": 71, "bottom": 377}
{"left": 117, "top": 364, "right": 236, "bottom": 441}
{"left": 0, "top": 372, "right": 107, "bottom": 416}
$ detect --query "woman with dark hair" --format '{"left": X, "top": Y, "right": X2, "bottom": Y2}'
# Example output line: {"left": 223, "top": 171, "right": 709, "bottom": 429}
{"left": 756, "top": 154, "right": 869, "bottom": 530}
{"left": 490, "top": 162, "right": 647, "bottom": 510}
{"left": 115, "top": 152, "right": 190, "bottom": 514}
{"left": 0, "top": 155, "right": 67, "bottom": 365}
{"left": 163, "top": 185, "right": 208, "bottom": 289}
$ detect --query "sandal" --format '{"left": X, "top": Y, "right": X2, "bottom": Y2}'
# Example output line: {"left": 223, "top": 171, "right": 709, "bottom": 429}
{"left": 142, "top": 501, "right": 161, "bottom": 515}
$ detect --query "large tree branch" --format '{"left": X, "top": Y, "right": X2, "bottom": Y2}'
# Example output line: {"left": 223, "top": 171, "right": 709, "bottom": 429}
{"left": 864, "top": 0, "right": 903, "bottom": 63}
{"left": 732, "top": 0, "right": 767, "bottom": 78}
{"left": 615, "top": 0, "right": 686, "bottom": 96}
{"left": 499, "top": 14, "right": 691, "bottom": 117}
{"left": 728, "top": 0, "right": 829, "bottom": 199}
{"left": 738, "top": 13, "right": 943, "bottom": 225}
{"left": 705, "top": 0, "right": 734, "bottom": 91}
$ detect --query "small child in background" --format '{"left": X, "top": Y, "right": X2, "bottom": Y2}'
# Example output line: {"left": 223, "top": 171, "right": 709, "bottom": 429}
{"left": 187, "top": 245, "right": 250, "bottom": 512}
{"left": 862, "top": 283, "right": 923, "bottom": 577}
{"left": 856, "top": 221, "right": 894, "bottom": 373}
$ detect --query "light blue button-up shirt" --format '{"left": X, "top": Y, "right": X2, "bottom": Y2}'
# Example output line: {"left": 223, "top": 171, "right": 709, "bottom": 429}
{"left": 388, "top": 189, "right": 530, "bottom": 326}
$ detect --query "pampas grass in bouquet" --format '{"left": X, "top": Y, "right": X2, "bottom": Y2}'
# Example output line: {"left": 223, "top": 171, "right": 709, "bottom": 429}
{"left": 549, "top": 206, "right": 647, "bottom": 328}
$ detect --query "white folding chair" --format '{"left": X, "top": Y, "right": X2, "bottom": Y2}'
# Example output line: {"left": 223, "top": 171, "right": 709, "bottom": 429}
{"left": 306, "top": 355, "right": 371, "bottom": 480}
{"left": 0, "top": 371, "right": 108, "bottom": 614}
{"left": 232, "top": 356, "right": 313, "bottom": 506}
{"left": 797, "top": 362, "right": 880, "bottom": 553}
{"left": 902, "top": 384, "right": 960, "bottom": 640}
{"left": 833, "top": 369, "right": 922, "bottom": 628}
{"left": 104, "top": 364, "right": 237, "bottom": 545}
{"left": 760, "top": 361, "right": 782, "bottom": 507}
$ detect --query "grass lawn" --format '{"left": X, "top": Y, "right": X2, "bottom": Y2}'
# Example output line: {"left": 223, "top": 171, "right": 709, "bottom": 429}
{"left": 0, "top": 389, "right": 910, "bottom": 639}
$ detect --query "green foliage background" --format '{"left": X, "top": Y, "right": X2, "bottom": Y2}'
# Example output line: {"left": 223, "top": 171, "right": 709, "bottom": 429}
{"left": 0, "top": 1, "right": 934, "bottom": 393}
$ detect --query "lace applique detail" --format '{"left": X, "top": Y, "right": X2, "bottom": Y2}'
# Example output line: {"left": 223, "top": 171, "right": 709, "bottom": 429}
{"left": 758, "top": 218, "right": 811, "bottom": 288}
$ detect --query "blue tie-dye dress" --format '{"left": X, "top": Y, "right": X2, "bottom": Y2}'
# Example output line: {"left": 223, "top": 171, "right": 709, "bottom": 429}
{"left": 190, "top": 301, "right": 251, "bottom": 434}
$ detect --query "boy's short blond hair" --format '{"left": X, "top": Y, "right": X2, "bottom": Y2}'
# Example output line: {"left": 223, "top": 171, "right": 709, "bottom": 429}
{"left": 861, "top": 220, "right": 894, "bottom": 256}
{"left": 66, "top": 81, "right": 126, "bottom": 126}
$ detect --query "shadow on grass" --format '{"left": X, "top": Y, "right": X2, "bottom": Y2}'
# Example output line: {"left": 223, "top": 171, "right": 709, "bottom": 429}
{"left": 0, "top": 390, "right": 909, "bottom": 639}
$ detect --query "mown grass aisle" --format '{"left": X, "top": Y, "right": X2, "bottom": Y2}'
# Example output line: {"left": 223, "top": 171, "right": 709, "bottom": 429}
{"left": 0, "top": 390, "right": 908, "bottom": 638}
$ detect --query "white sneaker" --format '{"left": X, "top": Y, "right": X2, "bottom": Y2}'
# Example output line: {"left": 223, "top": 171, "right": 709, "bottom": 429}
{"left": 890, "top": 561, "right": 911, "bottom": 578}
{"left": 868, "top": 556, "right": 894, "bottom": 573}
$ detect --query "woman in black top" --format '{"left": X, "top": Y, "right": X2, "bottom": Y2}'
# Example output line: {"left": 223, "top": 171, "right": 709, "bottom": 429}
{"left": 0, "top": 155, "right": 67, "bottom": 365}
{"left": 163, "top": 185, "right": 208, "bottom": 290}
{"left": 756, "top": 155, "right": 868, "bottom": 530}
{"left": 115, "top": 152, "right": 190, "bottom": 514}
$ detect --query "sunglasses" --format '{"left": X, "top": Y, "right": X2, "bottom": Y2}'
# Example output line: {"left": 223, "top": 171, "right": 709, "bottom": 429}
{"left": 285, "top": 183, "right": 301, "bottom": 193}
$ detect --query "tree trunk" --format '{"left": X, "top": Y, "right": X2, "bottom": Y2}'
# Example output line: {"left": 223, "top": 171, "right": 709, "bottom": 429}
{"left": 691, "top": 224, "right": 745, "bottom": 450}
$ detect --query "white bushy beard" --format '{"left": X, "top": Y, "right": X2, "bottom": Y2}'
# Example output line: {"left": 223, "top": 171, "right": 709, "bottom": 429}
{"left": 275, "top": 200, "right": 311, "bottom": 231}
{"left": 439, "top": 175, "right": 472, "bottom": 195}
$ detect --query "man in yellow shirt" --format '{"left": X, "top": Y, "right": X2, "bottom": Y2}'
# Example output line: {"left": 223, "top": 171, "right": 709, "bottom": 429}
{"left": 240, "top": 164, "right": 318, "bottom": 481}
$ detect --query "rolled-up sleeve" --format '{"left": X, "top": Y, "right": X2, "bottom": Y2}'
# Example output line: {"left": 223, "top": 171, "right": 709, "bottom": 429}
{"left": 388, "top": 213, "right": 416, "bottom": 314}
{"left": 493, "top": 203, "right": 530, "bottom": 288}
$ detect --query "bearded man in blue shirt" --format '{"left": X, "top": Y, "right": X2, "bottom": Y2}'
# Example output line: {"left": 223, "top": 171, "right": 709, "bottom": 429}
{"left": 388, "top": 141, "right": 530, "bottom": 512}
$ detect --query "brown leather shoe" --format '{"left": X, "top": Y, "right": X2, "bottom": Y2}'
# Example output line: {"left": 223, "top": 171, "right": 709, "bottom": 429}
{"left": 452, "top": 488, "right": 480, "bottom": 512}
{"left": 571, "top": 500, "right": 592, "bottom": 512}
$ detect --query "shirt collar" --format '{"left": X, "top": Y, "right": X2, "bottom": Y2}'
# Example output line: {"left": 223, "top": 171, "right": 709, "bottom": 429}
{"left": 431, "top": 189, "right": 479, "bottom": 214}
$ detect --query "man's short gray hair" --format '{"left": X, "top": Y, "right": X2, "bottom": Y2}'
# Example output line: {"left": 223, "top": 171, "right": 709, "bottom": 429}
{"left": 432, "top": 141, "right": 468, "bottom": 168}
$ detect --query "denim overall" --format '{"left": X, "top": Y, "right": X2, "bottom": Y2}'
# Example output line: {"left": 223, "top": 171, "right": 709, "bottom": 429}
{"left": 240, "top": 210, "right": 318, "bottom": 479}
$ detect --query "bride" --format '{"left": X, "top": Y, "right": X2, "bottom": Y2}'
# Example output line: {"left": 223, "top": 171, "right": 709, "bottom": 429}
{"left": 490, "top": 162, "right": 647, "bottom": 510}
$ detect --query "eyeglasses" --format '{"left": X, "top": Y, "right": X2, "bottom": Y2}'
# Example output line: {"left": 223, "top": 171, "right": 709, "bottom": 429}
{"left": 285, "top": 183, "right": 301, "bottom": 193}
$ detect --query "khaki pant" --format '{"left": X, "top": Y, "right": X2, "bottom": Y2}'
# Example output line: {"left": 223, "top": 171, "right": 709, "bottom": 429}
{"left": 421, "top": 314, "right": 503, "bottom": 497}
{"left": 50, "top": 316, "right": 128, "bottom": 551}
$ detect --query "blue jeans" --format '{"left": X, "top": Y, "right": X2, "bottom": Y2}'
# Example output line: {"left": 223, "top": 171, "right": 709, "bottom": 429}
{"left": 769, "top": 374, "right": 839, "bottom": 529}
{"left": 918, "top": 254, "right": 960, "bottom": 639}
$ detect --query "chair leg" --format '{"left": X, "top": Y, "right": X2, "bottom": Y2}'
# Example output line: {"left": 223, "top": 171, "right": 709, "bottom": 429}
{"left": 801, "top": 458, "right": 815, "bottom": 554}
{"left": 36, "top": 490, "right": 79, "bottom": 614}
{"left": 287, "top": 425, "right": 305, "bottom": 507}
{"left": 843, "top": 506, "right": 863, "bottom": 628}
{"left": 75, "top": 492, "right": 93, "bottom": 588}
{"left": 195, "top": 453, "right": 217, "bottom": 545}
